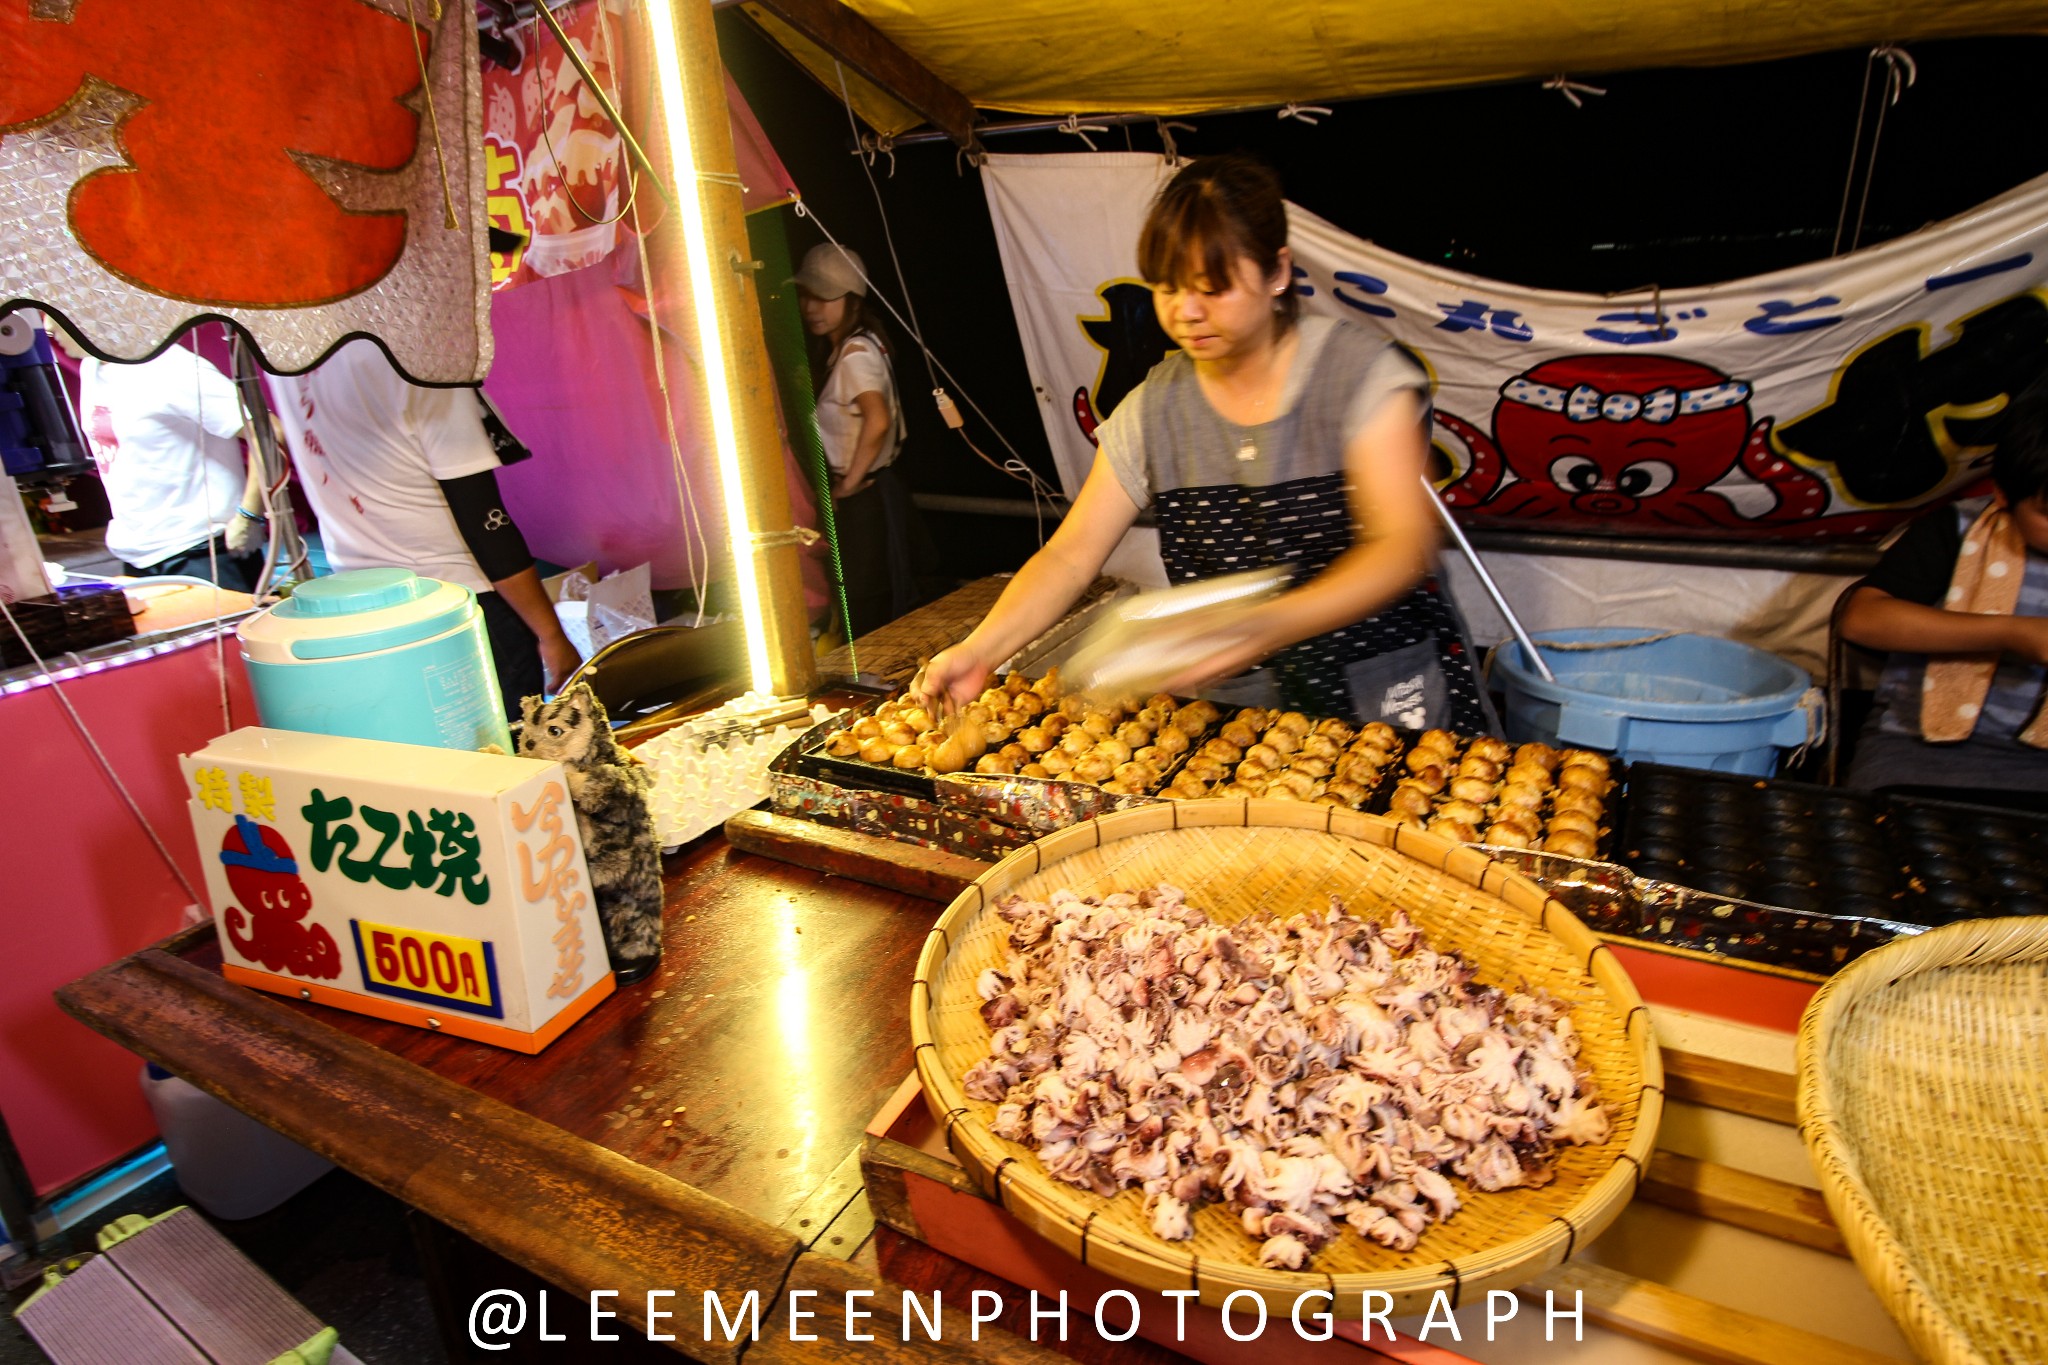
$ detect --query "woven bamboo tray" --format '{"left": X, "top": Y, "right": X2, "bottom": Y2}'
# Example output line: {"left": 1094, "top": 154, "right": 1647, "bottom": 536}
{"left": 1796, "top": 916, "right": 2048, "bottom": 1365}
{"left": 911, "top": 800, "right": 1663, "bottom": 1315}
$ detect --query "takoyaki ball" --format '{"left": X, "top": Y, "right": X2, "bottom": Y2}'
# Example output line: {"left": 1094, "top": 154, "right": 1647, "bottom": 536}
{"left": 1263, "top": 783, "right": 1306, "bottom": 802}
{"left": 1114, "top": 761, "right": 1159, "bottom": 787}
{"left": 1165, "top": 778, "right": 1207, "bottom": 800}
{"left": 1290, "top": 756, "right": 1333, "bottom": 780}
{"left": 1145, "top": 692, "right": 1179, "bottom": 713}
{"left": 1405, "top": 748, "right": 1446, "bottom": 776}
{"left": 1406, "top": 765, "right": 1448, "bottom": 795}
{"left": 1059, "top": 730, "right": 1095, "bottom": 758}
{"left": 1455, "top": 755, "right": 1502, "bottom": 782}
{"left": 1548, "top": 809, "right": 1601, "bottom": 837}
{"left": 1213, "top": 782, "right": 1258, "bottom": 799}
{"left": 826, "top": 731, "right": 862, "bottom": 757}
{"left": 1418, "top": 729, "right": 1461, "bottom": 757}
{"left": 1388, "top": 782, "right": 1435, "bottom": 817}
{"left": 1558, "top": 749, "right": 1610, "bottom": 777}
{"left": 1359, "top": 722, "right": 1399, "bottom": 749}
{"left": 1350, "top": 743, "right": 1393, "bottom": 769}
{"left": 1427, "top": 816, "right": 1480, "bottom": 843}
{"left": 1182, "top": 700, "right": 1223, "bottom": 727}
{"left": 977, "top": 689, "right": 1007, "bottom": 711}
{"left": 1301, "top": 733, "right": 1344, "bottom": 762}
{"left": 1504, "top": 763, "right": 1553, "bottom": 791}
{"left": 1390, "top": 810, "right": 1426, "bottom": 830}
{"left": 1557, "top": 764, "right": 1609, "bottom": 794}
{"left": 1134, "top": 745, "right": 1163, "bottom": 767}
{"left": 1020, "top": 763, "right": 1052, "bottom": 779}
{"left": 980, "top": 720, "right": 1008, "bottom": 746}
{"left": 1004, "top": 671, "right": 1031, "bottom": 696}
{"left": 1245, "top": 742, "right": 1284, "bottom": 770}
{"left": 1514, "top": 742, "right": 1560, "bottom": 772}
{"left": 898, "top": 706, "right": 934, "bottom": 734}
{"left": 1263, "top": 727, "right": 1302, "bottom": 756}
{"left": 1542, "top": 830, "right": 1599, "bottom": 859}
{"left": 1039, "top": 747, "right": 1075, "bottom": 775}
{"left": 1202, "top": 738, "right": 1245, "bottom": 764}
{"left": 1171, "top": 708, "right": 1210, "bottom": 736}
{"left": 1495, "top": 781, "right": 1547, "bottom": 812}
{"left": 1269, "top": 768, "right": 1317, "bottom": 800}
{"left": 1099, "top": 779, "right": 1140, "bottom": 795}
{"left": 1076, "top": 711, "right": 1116, "bottom": 739}
{"left": 1184, "top": 755, "right": 1230, "bottom": 783}
{"left": 1031, "top": 668, "right": 1064, "bottom": 700}
{"left": 1135, "top": 706, "right": 1170, "bottom": 731}
{"left": 1057, "top": 694, "right": 1089, "bottom": 720}
{"left": 1314, "top": 718, "right": 1356, "bottom": 742}
{"left": 1436, "top": 798, "right": 1489, "bottom": 828}
{"left": 1153, "top": 726, "right": 1191, "bottom": 756}
{"left": 1315, "top": 792, "right": 1350, "bottom": 807}
{"left": 1039, "top": 713, "right": 1070, "bottom": 738}
{"left": 1071, "top": 753, "right": 1114, "bottom": 784}
{"left": 1012, "top": 691, "right": 1046, "bottom": 718}
{"left": 961, "top": 724, "right": 989, "bottom": 760}
{"left": 859, "top": 737, "right": 896, "bottom": 764}
{"left": 1273, "top": 711, "right": 1313, "bottom": 737}
{"left": 963, "top": 703, "right": 995, "bottom": 726}
{"left": 975, "top": 753, "right": 1016, "bottom": 776}
{"left": 1490, "top": 806, "right": 1543, "bottom": 839}
{"left": 1449, "top": 775, "right": 1498, "bottom": 805}
{"left": 852, "top": 717, "right": 884, "bottom": 740}
{"left": 1219, "top": 719, "right": 1260, "bottom": 748}
{"left": 1235, "top": 708, "right": 1276, "bottom": 732}
{"left": 1466, "top": 735, "right": 1513, "bottom": 765}
{"left": 1115, "top": 721, "right": 1153, "bottom": 749}
{"left": 1236, "top": 758, "right": 1273, "bottom": 784}
{"left": 1327, "top": 778, "right": 1367, "bottom": 806}
{"left": 1017, "top": 725, "right": 1056, "bottom": 754}
{"left": 1094, "top": 737, "right": 1134, "bottom": 767}
{"left": 997, "top": 708, "right": 1029, "bottom": 731}
{"left": 1551, "top": 788, "right": 1605, "bottom": 818}
{"left": 893, "top": 744, "right": 927, "bottom": 770}
{"left": 1483, "top": 824, "right": 1535, "bottom": 849}
{"left": 1337, "top": 753, "right": 1382, "bottom": 786}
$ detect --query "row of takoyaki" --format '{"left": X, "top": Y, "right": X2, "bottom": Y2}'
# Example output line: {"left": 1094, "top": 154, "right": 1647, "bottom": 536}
{"left": 1386, "top": 731, "right": 1612, "bottom": 856}
{"left": 1161, "top": 709, "right": 1402, "bottom": 807}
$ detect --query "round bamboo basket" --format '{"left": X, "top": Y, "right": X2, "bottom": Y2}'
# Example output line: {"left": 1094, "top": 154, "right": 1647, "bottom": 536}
{"left": 1796, "top": 916, "right": 2048, "bottom": 1365}
{"left": 911, "top": 800, "right": 1663, "bottom": 1315}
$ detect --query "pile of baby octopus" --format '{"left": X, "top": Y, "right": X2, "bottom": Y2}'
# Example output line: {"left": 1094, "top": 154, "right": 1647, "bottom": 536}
{"left": 963, "top": 884, "right": 1610, "bottom": 1271}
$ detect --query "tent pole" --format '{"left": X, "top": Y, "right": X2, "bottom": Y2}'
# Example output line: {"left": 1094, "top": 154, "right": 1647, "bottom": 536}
{"left": 643, "top": 0, "right": 818, "bottom": 698}
{"left": 1421, "top": 476, "right": 1555, "bottom": 683}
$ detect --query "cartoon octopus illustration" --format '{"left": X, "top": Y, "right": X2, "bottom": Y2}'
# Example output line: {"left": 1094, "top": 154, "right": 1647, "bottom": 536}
{"left": 220, "top": 816, "right": 340, "bottom": 980}
{"left": 1436, "top": 355, "right": 1893, "bottom": 536}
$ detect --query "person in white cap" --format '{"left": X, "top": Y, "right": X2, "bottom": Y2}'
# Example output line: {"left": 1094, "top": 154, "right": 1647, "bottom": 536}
{"left": 793, "top": 242, "right": 906, "bottom": 639}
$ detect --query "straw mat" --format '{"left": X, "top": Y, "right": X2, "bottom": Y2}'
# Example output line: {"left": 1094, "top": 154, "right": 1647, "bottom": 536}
{"left": 1798, "top": 916, "right": 2048, "bottom": 1365}
{"left": 912, "top": 801, "right": 1663, "bottom": 1314}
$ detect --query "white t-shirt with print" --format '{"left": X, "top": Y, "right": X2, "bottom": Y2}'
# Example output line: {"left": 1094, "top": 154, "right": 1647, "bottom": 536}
{"left": 80, "top": 347, "right": 248, "bottom": 568}
{"left": 275, "top": 339, "right": 502, "bottom": 594}
{"left": 816, "top": 331, "right": 903, "bottom": 478}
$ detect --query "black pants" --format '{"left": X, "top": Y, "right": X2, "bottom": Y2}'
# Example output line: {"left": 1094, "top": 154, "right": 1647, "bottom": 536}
{"left": 123, "top": 533, "right": 258, "bottom": 592}
{"left": 477, "top": 588, "right": 543, "bottom": 719}
{"left": 833, "top": 481, "right": 894, "bottom": 640}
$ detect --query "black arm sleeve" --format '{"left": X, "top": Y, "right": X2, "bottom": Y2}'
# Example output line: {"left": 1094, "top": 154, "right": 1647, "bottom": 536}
{"left": 1862, "top": 506, "right": 1962, "bottom": 607}
{"left": 437, "top": 468, "right": 534, "bottom": 584}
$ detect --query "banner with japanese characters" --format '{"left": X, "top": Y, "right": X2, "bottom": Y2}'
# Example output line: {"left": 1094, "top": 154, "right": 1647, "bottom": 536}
{"left": 985, "top": 151, "right": 2048, "bottom": 540}
{"left": 3, "top": 0, "right": 493, "bottom": 384}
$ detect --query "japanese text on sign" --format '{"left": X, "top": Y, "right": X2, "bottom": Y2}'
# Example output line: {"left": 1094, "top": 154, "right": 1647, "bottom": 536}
{"left": 510, "top": 781, "right": 589, "bottom": 1000}
{"left": 301, "top": 788, "right": 491, "bottom": 904}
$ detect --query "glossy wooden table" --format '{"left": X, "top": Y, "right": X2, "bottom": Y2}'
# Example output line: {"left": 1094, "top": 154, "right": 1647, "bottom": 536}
{"left": 57, "top": 831, "right": 1109, "bottom": 1364}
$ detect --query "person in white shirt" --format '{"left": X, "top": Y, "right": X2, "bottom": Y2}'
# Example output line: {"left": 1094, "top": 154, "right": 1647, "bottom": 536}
{"left": 275, "top": 339, "right": 580, "bottom": 713}
{"left": 794, "top": 243, "right": 910, "bottom": 639}
{"left": 52, "top": 327, "right": 267, "bottom": 590}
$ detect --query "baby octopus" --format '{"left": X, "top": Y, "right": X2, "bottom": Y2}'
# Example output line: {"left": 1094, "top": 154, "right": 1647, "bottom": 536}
{"left": 962, "top": 885, "right": 1610, "bottom": 1271}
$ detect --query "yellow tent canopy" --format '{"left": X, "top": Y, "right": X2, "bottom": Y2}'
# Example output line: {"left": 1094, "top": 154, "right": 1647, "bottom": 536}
{"left": 745, "top": 0, "right": 2048, "bottom": 139}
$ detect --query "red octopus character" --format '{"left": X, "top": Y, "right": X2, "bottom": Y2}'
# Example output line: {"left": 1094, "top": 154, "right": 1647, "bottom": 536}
{"left": 220, "top": 816, "right": 340, "bottom": 980}
{"left": 1436, "top": 356, "right": 1890, "bottom": 536}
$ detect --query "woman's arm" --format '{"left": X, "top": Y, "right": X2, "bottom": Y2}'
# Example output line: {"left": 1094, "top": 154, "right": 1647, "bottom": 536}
{"left": 834, "top": 389, "right": 893, "bottom": 499}
{"left": 1842, "top": 584, "right": 2048, "bottom": 663}
{"left": 1162, "top": 391, "right": 1437, "bottom": 689}
{"left": 918, "top": 452, "right": 1143, "bottom": 705}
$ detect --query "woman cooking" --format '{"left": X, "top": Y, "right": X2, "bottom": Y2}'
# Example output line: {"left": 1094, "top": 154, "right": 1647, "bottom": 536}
{"left": 920, "top": 154, "right": 1494, "bottom": 731}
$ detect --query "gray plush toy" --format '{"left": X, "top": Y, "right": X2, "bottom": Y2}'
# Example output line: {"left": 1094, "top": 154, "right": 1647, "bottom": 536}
{"left": 515, "top": 683, "right": 664, "bottom": 984}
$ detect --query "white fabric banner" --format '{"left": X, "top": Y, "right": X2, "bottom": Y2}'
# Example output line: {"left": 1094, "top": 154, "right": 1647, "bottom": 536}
{"left": 982, "top": 151, "right": 2048, "bottom": 544}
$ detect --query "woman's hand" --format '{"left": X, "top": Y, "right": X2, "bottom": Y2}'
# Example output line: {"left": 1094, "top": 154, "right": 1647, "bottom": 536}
{"left": 1154, "top": 613, "right": 1278, "bottom": 695}
{"left": 914, "top": 644, "right": 992, "bottom": 711}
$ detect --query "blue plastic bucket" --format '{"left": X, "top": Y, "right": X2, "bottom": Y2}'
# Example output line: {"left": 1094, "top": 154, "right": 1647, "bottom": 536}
{"left": 1495, "top": 628, "right": 1816, "bottom": 776}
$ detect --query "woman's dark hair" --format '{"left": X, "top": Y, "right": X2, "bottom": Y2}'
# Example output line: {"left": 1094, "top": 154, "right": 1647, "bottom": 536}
{"left": 1993, "top": 366, "right": 2048, "bottom": 506}
{"left": 1136, "top": 153, "right": 1297, "bottom": 329}
{"left": 807, "top": 291, "right": 895, "bottom": 396}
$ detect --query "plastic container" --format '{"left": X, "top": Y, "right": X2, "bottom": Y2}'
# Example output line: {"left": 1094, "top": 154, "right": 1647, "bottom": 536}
{"left": 240, "top": 567, "right": 511, "bottom": 753}
{"left": 1495, "top": 627, "right": 1816, "bottom": 776}
{"left": 139, "top": 1064, "right": 332, "bottom": 1219}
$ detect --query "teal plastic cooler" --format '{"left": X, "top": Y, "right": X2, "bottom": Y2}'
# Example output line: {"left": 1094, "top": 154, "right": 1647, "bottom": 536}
{"left": 239, "top": 568, "right": 511, "bottom": 752}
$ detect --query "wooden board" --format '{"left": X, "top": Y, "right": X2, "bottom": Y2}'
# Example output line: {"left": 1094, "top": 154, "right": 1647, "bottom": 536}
{"left": 1520, "top": 1263, "right": 1897, "bottom": 1365}
{"left": 1663, "top": 1048, "right": 1799, "bottom": 1127}
{"left": 725, "top": 809, "right": 982, "bottom": 902}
